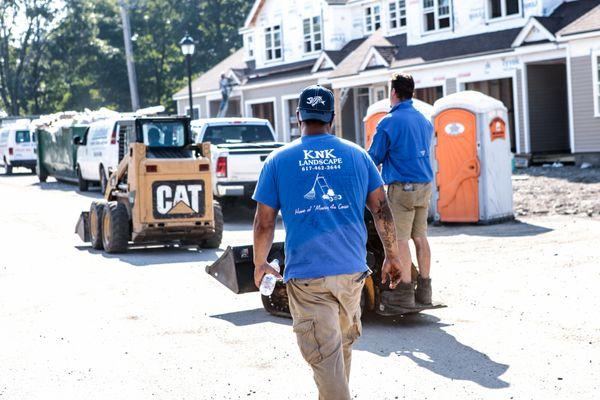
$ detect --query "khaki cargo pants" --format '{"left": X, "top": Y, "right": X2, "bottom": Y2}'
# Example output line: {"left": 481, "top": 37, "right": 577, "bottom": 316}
{"left": 286, "top": 272, "right": 364, "bottom": 400}
{"left": 388, "top": 182, "right": 433, "bottom": 240}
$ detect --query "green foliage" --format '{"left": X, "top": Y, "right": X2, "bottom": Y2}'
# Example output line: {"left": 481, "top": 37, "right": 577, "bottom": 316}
{"left": 0, "top": 0, "right": 252, "bottom": 115}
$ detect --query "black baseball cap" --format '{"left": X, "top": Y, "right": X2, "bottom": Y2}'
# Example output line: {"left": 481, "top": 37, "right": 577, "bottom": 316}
{"left": 297, "top": 85, "right": 334, "bottom": 124}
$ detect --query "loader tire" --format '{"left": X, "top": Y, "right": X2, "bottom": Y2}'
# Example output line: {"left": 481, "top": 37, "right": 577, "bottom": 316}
{"left": 89, "top": 200, "right": 106, "bottom": 250}
{"left": 101, "top": 201, "right": 129, "bottom": 253}
{"left": 202, "top": 201, "right": 223, "bottom": 249}
{"left": 4, "top": 158, "right": 12, "bottom": 175}
{"left": 261, "top": 282, "right": 291, "bottom": 318}
{"left": 77, "top": 165, "right": 88, "bottom": 192}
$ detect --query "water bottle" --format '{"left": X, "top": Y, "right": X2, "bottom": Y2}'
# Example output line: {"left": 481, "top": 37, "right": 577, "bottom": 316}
{"left": 259, "top": 259, "right": 281, "bottom": 296}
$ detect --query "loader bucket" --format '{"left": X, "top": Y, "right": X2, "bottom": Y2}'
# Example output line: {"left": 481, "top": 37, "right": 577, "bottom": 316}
{"left": 206, "top": 242, "right": 285, "bottom": 294}
{"left": 75, "top": 211, "right": 90, "bottom": 243}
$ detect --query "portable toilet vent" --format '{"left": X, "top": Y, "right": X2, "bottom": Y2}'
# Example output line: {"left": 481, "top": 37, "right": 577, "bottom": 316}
{"left": 432, "top": 91, "right": 513, "bottom": 223}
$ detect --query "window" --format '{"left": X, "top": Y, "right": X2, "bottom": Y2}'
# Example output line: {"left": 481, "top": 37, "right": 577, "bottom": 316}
{"left": 365, "top": 5, "right": 381, "bottom": 34}
{"left": 245, "top": 34, "right": 254, "bottom": 59}
{"left": 264, "top": 25, "right": 282, "bottom": 61}
{"left": 15, "top": 130, "right": 31, "bottom": 143}
{"left": 389, "top": 0, "right": 407, "bottom": 30}
{"left": 303, "top": 16, "right": 322, "bottom": 53}
{"left": 423, "top": 0, "right": 451, "bottom": 32}
{"left": 594, "top": 54, "right": 600, "bottom": 116}
{"left": 203, "top": 125, "right": 274, "bottom": 145}
{"left": 488, "top": 0, "right": 520, "bottom": 19}
{"left": 142, "top": 121, "right": 186, "bottom": 148}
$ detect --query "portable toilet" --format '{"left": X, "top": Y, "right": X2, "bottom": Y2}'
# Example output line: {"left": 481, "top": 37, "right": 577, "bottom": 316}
{"left": 432, "top": 91, "right": 513, "bottom": 223}
{"left": 363, "top": 98, "right": 433, "bottom": 150}
{"left": 363, "top": 98, "right": 437, "bottom": 219}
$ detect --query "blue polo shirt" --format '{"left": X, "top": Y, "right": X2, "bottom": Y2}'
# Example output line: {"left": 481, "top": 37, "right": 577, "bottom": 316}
{"left": 252, "top": 134, "right": 384, "bottom": 282}
{"left": 368, "top": 99, "right": 434, "bottom": 184}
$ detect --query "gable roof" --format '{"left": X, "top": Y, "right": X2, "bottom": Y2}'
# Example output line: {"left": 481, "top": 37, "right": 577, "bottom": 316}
{"left": 329, "top": 29, "right": 395, "bottom": 79}
{"left": 558, "top": 4, "right": 600, "bottom": 36}
{"left": 173, "top": 49, "right": 247, "bottom": 98}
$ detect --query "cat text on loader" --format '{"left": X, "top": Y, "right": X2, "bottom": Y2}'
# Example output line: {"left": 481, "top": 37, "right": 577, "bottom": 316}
{"left": 75, "top": 116, "right": 223, "bottom": 253}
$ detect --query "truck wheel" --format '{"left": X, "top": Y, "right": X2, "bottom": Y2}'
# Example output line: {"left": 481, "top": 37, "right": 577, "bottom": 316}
{"left": 4, "top": 158, "right": 12, "bottom": 175}
{"left": 101, "top": 201, "right": 129, "bottom": 253}
{"left": 202, "top": 200, "right": 223, "bottom": 249}
{"left": 99, "top": 165, "right": 108, "bottom": 194}
{"left": 90, "top": 200, "right": 106, "bottom": 250}
{"left": 77, "top": 166, "right": 88, "bottom": 192}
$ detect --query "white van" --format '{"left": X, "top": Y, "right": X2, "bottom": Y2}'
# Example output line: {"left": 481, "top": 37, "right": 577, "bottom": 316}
{"left": 75, "top": 117, "right": 134, "bottom": 192}
{"left": 0, "top": 121, "right": 37, "bottom": 175}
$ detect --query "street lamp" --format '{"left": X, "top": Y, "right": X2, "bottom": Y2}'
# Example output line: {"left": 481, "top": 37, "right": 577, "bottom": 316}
{"left": 180, "top": 33, "right": 195, "bottom": 118}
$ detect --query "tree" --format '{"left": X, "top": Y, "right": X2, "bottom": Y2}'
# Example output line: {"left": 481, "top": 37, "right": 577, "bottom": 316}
{"left": 0, "top": 0, "right": 55, "bottom": 115}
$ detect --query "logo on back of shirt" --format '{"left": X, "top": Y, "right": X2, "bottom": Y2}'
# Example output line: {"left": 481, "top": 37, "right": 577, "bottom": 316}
{"left": 304, "top": 174, "right": 342, "bottom": 202}
{"left": 306, "top": 96, "right": 325, "bottom": 107}
{"left": 299, "top": 148, "right": 343, "bottom": 172}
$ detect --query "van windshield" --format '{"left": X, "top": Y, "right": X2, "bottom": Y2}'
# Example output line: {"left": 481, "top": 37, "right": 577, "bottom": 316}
{"left": 142, "top": 121, "right": 186, "bottom": 147}
{"left": 15, "top": 130, "right": 31, "bottom": 143}
{"left": 203, "top": 124, "right": 274, "bottom": 145}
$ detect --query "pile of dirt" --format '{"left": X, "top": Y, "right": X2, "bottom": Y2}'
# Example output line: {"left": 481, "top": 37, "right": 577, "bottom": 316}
{"left": 512, "top": 166, "right": 600, "bottom": 217}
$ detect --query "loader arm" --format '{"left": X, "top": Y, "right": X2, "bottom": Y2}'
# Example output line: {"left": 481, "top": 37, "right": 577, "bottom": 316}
{"left": 104, "top": 153, "right": 130, "bottom": 200}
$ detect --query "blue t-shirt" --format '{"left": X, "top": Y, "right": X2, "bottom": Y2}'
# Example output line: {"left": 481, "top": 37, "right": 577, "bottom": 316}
{"left": 368, "top": 99, "right": 434, "bottom": 184}
{"left": 252, "top": 133, "right": 384, "bottom": 282}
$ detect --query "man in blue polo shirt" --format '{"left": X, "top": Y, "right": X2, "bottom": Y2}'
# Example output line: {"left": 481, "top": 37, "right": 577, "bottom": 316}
{"left": 252, "top": 85, "right": 405, "bottom": 400}
{"left": 368, "top": 72, "right": 435, "bottom": 305}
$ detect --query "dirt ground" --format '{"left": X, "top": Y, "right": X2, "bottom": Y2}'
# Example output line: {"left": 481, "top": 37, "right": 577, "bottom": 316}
{"left": 513, "top": 166, "right": 600, "bottom": 218}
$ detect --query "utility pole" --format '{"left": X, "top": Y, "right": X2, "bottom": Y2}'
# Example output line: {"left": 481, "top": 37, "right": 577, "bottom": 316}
{"left": 119, "top": 1, "right": 140, "bottom": 111}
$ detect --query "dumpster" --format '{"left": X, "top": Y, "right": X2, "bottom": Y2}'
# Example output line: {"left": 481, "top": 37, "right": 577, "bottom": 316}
{"left": 432, "top": 91, "right": 513, "bottom": 223}
{"left": 33, "top": 109, "right": 117, "bottom": 183}
{"left": 363, "top": 98, "right": 437, "bottom": 219}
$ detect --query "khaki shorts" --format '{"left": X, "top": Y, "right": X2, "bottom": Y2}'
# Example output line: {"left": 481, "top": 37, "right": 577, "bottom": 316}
{"left": 388, "top": 182, "right": 432, "bottom": 240}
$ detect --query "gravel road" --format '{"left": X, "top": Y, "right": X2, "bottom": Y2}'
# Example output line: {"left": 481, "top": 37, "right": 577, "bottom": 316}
{"left": 0, "top": 170, "right": 598, "bottom": 400}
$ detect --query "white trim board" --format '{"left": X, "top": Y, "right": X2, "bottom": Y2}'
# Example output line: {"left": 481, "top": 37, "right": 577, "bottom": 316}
{"left": 280, "top": 93, "right": 300, "bottom": 142}
{"left": 592, "top": 49, "right": 600, "bottom": 119}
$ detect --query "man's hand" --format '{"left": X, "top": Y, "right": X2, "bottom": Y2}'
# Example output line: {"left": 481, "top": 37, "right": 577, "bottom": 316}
{"left": 381, "top": 256, "right": 403, "bottom": 289}
{"left": 254, "top": 261, "right": 283, "bottom": 289}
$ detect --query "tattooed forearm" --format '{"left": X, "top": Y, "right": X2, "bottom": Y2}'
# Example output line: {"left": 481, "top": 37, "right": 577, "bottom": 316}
{"left": 371, "top": 197, "right": 399, "bottom": 257}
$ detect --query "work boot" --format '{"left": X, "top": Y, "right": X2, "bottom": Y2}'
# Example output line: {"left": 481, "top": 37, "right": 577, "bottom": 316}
{"left": 415, "top": 276, "right": 432, "bottom": 305}
{"left": 378, "top": 282, "right": 416, "bottom": 316}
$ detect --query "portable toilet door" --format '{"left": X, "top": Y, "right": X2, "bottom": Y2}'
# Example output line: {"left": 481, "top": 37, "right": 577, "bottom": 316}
{"left": 433, "top": 91, "right": 513, "bottom": 223}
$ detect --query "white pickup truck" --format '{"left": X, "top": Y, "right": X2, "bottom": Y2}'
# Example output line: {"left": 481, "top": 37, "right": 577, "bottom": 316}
{"left": 191, "top": 118, "right": 285, "bottom": 199}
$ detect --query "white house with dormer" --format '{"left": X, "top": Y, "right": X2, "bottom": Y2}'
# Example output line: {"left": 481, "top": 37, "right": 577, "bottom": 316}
{"left": 173, "top": 0, "right": 600, "bottom": 164}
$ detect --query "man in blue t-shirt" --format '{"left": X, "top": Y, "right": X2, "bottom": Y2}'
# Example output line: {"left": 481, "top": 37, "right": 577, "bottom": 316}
{"left": 253, "top": 85, "right": 407, "bottom": 400}
{"left": 369, "top": 72, "right": 435, "bottom": 306}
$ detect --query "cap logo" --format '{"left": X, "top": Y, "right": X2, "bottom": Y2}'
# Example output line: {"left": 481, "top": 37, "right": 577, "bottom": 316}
{"left": 306, "top": 96, "right": 325, "bottom": 108}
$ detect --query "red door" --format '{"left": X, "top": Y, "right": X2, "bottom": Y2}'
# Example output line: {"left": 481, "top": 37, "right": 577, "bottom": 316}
{"left": 435, "top": 109, "right": 480, "bottom": 222}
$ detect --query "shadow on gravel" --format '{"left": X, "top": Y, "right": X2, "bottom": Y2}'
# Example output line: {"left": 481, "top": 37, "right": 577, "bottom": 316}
{"left": 31, "top": 180, "right": 102, "bottom": 199}
{"left": 356, "top": 313, "right": 510, "bottom": 389}
{"left": 75, "top": 245, "right": 220, "bottom": 266}
{"left": 211, "top": 307, "right": 292, "bottom": 327}
{"left": 214, "top": 308, "right": 509, "bottom": 389}
{"left": 429, "top": 219, "right": 552, "bottom": 238}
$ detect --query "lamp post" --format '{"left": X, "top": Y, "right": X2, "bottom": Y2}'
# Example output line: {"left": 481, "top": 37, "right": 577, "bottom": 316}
{"left": 180, "top": 33, "right": 195, "bottom": 118}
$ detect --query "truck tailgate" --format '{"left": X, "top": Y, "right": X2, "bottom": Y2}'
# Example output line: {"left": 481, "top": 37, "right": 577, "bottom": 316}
{"left": 226, "top": 149, "right": 272, "bottom": 181}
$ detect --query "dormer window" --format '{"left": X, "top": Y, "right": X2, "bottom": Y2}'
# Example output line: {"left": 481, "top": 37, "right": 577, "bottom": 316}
{"left": 365, "top": 5, "right": 382, "bottom": 34}
{"left": 303, "top": 16, "right": 322, "bottom": 54}
{"left": 245, "top": 34, "right": 254, "bottom": 59}
{"left": 389, "top": 0, "right": 407, "bottom": 30}
{"left": 265, "top": 25, "right": 282, "bottom": 61}
{"left": 423, "top": 0, "right": 451, "bottom": 32}
{"left": 488, "top": 0, "right": 520, "bottom": 19}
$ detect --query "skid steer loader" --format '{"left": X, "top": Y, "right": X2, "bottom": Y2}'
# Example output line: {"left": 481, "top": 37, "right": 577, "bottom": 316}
{"left": 206, "top": 213, "right": 445, "bottom": 318}
{"left": 75, "top": 116, "right": 223, "bottom": 253}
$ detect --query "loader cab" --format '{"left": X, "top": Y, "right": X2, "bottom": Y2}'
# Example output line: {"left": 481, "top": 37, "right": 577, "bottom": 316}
{"left": 135, "top": 117, "right": 193, "bottom": 158}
